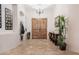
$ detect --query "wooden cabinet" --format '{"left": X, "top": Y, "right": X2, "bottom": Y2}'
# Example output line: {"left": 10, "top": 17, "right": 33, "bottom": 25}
{"left": 32, "top": 18, "right": 47, "bottom": 39}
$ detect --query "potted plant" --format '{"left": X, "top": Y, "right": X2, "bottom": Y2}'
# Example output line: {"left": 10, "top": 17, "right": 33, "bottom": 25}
{"left": 27, "top": 32, "right": 30, "bottom": 39}
{"left": 55, "top": 15, "right": 67, "bottom": 50}
{"left": 58, "top": 35, "right": 66, "bottom": 50}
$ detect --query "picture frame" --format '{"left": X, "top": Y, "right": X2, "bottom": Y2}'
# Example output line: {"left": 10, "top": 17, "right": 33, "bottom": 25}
{"left": 5, "top": 8, "right": 13, "bottom": 30}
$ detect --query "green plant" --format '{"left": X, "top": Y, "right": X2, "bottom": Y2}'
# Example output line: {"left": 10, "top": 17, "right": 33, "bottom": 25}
{"left": 55, "top": 15, "right": 66, "bottom": 49}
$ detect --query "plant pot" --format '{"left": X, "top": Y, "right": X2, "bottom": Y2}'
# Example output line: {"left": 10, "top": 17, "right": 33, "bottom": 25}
{"left": 59, "top": 42, "right": 66, "bottom": 50}
{"left": 27, "top": 32, "right": 30, "bottom": 39}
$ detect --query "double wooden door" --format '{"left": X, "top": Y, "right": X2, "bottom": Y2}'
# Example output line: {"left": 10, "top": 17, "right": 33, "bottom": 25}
{"left": 32, "top": 18, "right": 47, "bottom": 39}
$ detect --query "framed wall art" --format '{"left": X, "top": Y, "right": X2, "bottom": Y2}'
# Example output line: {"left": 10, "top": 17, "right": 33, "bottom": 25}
{"left": 5, "top": 8, "right": 13, "bottom": 30}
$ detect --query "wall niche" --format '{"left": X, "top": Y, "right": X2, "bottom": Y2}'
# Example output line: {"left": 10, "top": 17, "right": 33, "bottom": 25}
{"left": 5, "top": 8, "right": 13, "bottom": 30}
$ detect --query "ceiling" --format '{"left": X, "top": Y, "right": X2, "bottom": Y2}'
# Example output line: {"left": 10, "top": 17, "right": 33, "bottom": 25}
{"left": 28, "top": 4, "right": 51, "bottom": 10}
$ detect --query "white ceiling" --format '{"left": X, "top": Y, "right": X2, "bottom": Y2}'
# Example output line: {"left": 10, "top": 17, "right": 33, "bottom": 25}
{"left": 24, "top": 4, "right": 56, "bottom": 11}
{"left": 28, "top": 4, "right": 51, "bottom": 10}
{"left": 23, "top": 4, "right": 56, "bottom": 13}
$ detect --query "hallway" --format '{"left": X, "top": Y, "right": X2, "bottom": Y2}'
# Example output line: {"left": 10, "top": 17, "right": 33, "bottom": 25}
{"left": 1, "top": 39, "right": 79, "bottom": 55}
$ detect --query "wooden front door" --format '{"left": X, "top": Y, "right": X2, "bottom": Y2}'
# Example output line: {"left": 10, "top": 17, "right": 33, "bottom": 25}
{"left": 32, "top": 18, "right": 47, "bottom": 39}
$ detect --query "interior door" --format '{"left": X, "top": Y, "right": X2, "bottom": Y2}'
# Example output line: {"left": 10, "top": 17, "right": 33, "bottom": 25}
{"left": 40, "top": 18, "right": 47, "bottom": 39}
{"left": 32, "top": 18, "right": 47, "bottom": 39}
{"left": 32, "top": 18, "right": 39, "bottom": 39}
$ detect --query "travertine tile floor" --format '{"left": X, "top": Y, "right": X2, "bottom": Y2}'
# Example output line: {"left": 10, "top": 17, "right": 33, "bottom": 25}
{"left": 0, "top": 39, "right": 79, "bottom": 55}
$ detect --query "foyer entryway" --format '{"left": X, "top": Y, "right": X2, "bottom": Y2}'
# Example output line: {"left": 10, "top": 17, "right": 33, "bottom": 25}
{"left": 32, "top": 18, "right": 47, "bottom": 39}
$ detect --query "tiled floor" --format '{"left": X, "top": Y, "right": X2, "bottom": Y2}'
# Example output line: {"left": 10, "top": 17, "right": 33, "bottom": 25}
{"left": 1, "top": 39, "right": 79, "bottom": 55}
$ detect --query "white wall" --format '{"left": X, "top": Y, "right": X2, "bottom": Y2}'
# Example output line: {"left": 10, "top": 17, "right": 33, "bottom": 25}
{"left": 0, "top": 4, "right": 20, "bottom": 52}
{"left": 67, "top": 5, "right": 79, "bottom": 53}
{"left": 53, "top": 4, "right": 79, "bottom": 53}
{"left": 0, "top": 4, "right": 28, "bottom": 52}
{"left": 24, "top": 5, "right": 55, "bottom": 39}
